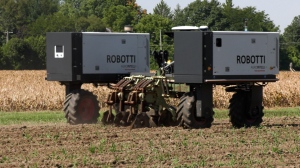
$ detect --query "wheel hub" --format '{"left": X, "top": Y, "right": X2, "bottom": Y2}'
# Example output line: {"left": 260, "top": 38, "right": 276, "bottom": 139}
{"left": 246, "top": 106, "right": 260, "bottom": 123}
{"left": 78, "top": 96, "right": 96, "bottom": 121}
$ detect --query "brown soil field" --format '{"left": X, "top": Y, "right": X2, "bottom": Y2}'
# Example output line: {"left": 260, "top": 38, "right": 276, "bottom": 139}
{"left": 1, "top": 117, "right": 300, "bottom": 167}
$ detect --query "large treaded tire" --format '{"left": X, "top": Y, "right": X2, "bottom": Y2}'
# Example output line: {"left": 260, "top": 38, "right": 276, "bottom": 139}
{"left": 229, "top": 91, "right": 264, "bottom": 128}
{"left": 64, "top": 90, "right": 100, "bottom": 124}
{"left": 176, "top": 92, "right": 214, "bottom": 129}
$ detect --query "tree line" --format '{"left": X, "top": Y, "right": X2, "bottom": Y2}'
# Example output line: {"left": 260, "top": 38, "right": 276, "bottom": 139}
{"left": 0, "top": 0, "right": 298, "bottom": 70}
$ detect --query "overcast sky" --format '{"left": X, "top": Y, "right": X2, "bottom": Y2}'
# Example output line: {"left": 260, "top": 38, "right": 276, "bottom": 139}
{"left": 136, "top": 0, "right": 300, "bottom": 33}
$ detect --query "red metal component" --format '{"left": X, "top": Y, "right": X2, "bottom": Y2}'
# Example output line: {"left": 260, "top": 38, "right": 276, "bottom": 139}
{"left": 78, "top": 96, "right": 96, "bottom": 122}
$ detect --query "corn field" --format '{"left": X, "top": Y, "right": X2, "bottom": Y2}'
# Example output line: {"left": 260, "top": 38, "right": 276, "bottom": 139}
{"left": 0, "top": 70, "right": 299, "bottom": 111}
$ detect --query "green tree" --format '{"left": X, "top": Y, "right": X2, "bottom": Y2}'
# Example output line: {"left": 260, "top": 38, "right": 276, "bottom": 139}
{"left": 286, "top": 46, "right": 300, "bottom": 69}
{"left": 282, "top": 16, "right": 300, "bottom": 70}
{"left": 174, "top": 0, "right": 225, "bottom": 30}
{"left": 29, "top": 0, "right": 60, "bottom": 20}
{"left": 221, "top": 0, "right": 279, "bottom": 31}
{"left": 25, "top": 36, "right": 46, "bottom": 69}
{"left": 0, "top": 46, "right": 5, "bottom": 68}
{"left": 17, "top": 0, "right": 60, "bottom": 38}
{"left": 283, "top": 16, "right": 300, "bottom": 45}
{"left": 135, "top": 14, "right": 173, "bottom": 69}
{"left": 26, "top": 13, "right": 76, "bottom": 37}
{"left": 171, "top": 0, "right": 279, "bottom": 31}
{"left": 86, "top": 15, "right": 106, "bottom": 31}
{"left": 153, "top": 0, "right": 172, "bottom": 18}
{"left": 75, "top": 15, "right": 106, "bottom": 32}
{"left": 103, "top": 5, "right": 135, "bottom": 32}
{"left": 79, "top": 0, "right": 129, "bottom": 18}
{"left": 279, "top": 35, "right": 290, "bottom": 70}
{"left": 75, "top": 17, "right": 90, "bottom": 32}
{"left": 79, "top": 0, "right": 108, "bottom": 18}
{"left": 1, "top": 37, "right": 45, "bottom": 70}
{"left": 172, "top": 4, "right": 185, "bottom": 26}
{"left": 58, "top": 0, "right": 82, "bottom": 18}
{"left": 0, "top": 0, "right": 18, "bottom": 35}
{"left": 60, "top": 0, "right": 138, "bottom": 18}
{"left": 1, "top": 38, "right": 34, "bottom": 69}
{"left": 0, "top": 0, "right": 60, "bottom": 38}
{"left": 221, "top": 0, "right": 240, "bottom": 30}
{"left": 102, "top": 0, "right": 145, "bottom": 32}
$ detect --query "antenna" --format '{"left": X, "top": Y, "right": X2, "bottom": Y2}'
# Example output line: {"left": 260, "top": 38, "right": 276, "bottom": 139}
{"left": 244, "top": 19, "right": 248, "bottom": 31}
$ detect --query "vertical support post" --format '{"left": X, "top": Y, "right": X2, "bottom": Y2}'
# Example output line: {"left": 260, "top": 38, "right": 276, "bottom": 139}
{"left": 65, "top": 83, "right": 82, "bottom": 96}
{"left": 118, "top": 92, "right": 124, "bottom": 112}
{"left": 5, "top": 30, "right": 13, "bottom": 43}
{"left": 251, "top": 85, "right": 263, "bottom": 110}
{"left": 159, "top": 29, "right": 162, "bottom": 50}
{"left": 195, "top": 84, "right": 213, "bottom": 118}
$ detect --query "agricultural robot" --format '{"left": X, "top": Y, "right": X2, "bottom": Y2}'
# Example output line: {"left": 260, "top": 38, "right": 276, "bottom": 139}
{"left": 46, "top": 27, "right": 279, "bottom": 128}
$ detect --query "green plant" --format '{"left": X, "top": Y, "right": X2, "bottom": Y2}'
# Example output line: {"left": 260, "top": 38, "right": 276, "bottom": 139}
{"left": 83, "top": 156, "right": 87, "bottom": 166}
{"left": 182, "top": 137, "right": 188, "bottom": 148}
{"left": 23, "top": 132, "right": 32, "bottom": 140}
{"left": 137, "top": 155, "right": 144, "bottom": 164}
{"left": 110, "top": 142, "right": 117, "bottom": 152}
{"left": 61, "top": 148, "right": 67, "bottom": 156}
{"left": 53, "top": 134, "right": 60, "bottom": 141}
{"left": 272, "top": 146, "right": 283, "bottom": 154}
{"left": 98, "top": 138, "right": 107, "bottom": 153}
{"left": 0, "top": 156, "right": 8, "bottom": 163}
{"left": 89, "top": 145, "right": 96, "bottom": 154}
{"left": 171, "top": 158, "right": 180, "bottom": 167}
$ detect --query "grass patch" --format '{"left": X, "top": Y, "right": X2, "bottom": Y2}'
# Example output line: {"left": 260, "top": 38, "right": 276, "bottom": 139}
{"left": 211, "top": 107, "right": 300, "bottom": 119}
{"left": 264, "top": 107, "right": 300, "bottom": 117}
{"left": 0, "top": 111, "right": 65, "bottom": 125}
{"left": 0, "top": 107, "right": 300, "bottom": 125}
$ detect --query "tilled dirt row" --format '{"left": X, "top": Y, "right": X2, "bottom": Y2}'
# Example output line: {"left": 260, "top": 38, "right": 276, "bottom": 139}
{"left": 1, "top": 117, "right": 300, "bottom": 167}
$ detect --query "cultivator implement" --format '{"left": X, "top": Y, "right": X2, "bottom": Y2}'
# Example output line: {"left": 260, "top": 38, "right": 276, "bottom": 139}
{"left": 102, "top": 75, "right": 179, "bottom": 128}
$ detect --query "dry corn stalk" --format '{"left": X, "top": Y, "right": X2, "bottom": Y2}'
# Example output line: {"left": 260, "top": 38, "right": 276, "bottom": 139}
{"left": 0, "top": 70, "right": 298, "bottom": 111}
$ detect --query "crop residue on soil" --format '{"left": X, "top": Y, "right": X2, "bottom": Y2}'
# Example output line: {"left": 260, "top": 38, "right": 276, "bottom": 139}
{"left": 1, "top": 117, "right": 300, "bottom": 167}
